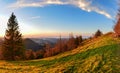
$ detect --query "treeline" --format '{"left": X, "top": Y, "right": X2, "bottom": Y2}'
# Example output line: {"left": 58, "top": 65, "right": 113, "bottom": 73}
{"left": 3, "top": 10, "right": 120, "bottom": 60}
{"left": 25, "top": 34, "right": 83, "bottom": 59}
{"left": 0, "top": 13, "right": 85, "bottom": 60}
{"left": 0, "top": 13, "right": 104, "bottom": 60}
{"left": 25, "top": 30, "right": 103, "bottom": 60}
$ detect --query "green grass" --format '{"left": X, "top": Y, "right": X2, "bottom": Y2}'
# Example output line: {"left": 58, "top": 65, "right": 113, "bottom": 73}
{"left": 0, "top": 33, "right": 120, "bottom": 73}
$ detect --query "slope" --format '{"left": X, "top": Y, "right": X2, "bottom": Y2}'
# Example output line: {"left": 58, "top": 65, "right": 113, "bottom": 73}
{"left": 24, "top": 38, "right": 43, "bottom": 51}
{"left": 0, "top": 32, "right": 120, "bottom": 73}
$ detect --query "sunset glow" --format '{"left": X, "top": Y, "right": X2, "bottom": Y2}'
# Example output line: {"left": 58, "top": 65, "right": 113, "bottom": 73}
{"left": 0, "top": 0, "right": 118, "bottom": 38}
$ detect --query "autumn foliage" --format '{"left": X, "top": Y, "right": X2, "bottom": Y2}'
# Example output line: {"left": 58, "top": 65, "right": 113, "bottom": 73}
{"left": 43, "top": 34, "right": 83, "bottom": 58}
{"left": 114, "top": 9, "right": 120, "bottom": 37}
{"left": 22, "top": 34, "right": 84, "bottom": 60}
{"left": 0, "top": 13, "right": 105, "bottom": 60}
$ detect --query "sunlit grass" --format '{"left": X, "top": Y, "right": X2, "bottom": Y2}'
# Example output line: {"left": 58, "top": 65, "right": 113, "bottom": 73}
{"left": 0, "top": 33, "right": 120, "bottom": 73}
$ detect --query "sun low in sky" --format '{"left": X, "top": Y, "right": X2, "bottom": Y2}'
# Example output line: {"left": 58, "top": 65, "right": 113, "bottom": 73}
{"left": 0, "top": 0, "right": 118, "bottom": 38}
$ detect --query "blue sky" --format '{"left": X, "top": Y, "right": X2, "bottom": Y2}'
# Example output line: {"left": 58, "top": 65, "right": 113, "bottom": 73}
{"left": 0, "top": 0, "right": 118, "bottom": 38}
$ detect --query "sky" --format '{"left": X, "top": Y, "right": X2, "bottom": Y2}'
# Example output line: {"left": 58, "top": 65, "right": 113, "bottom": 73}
{"left": 0, "top": 0, "right": 118, "bottom": 38}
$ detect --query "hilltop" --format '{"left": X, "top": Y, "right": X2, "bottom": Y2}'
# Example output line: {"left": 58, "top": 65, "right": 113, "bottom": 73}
{"left": 0, "top": 32, "right": 120, "bottom": 73}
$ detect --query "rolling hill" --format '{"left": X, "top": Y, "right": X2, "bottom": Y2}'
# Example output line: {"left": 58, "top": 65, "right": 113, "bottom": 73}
{"left": 0, "top": 32, "right": 120, "bottom": 73}
{"left": 0, "top": 38, "right": 57, "bottom": 51}
{"left": 24, "top": 38, "right": 43, "bottom": 51}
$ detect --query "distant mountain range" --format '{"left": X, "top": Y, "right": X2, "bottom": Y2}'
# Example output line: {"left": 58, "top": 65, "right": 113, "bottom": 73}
{"left": 31, "top": 38, "right": 59, "bottom": 46}
{"left": 0, "top": 38, "right": 68, "bottom": 51}
{"left": 24, "top": 38, "right": 70, "bottom": 51}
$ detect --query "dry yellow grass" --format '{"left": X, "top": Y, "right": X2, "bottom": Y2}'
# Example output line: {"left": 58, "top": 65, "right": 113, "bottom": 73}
{"left": 0, "top": 33, "right": 120, "bottom": 73}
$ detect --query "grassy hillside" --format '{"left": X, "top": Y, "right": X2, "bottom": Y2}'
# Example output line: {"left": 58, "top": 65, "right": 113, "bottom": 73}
{"left": 0, "top": 33, "right": 120, "bottom": 73}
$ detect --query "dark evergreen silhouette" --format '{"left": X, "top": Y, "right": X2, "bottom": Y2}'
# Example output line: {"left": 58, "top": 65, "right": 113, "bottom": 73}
{"left": 2, "top": 13, "right": 25, "bottom": 60}
{"left": 94, "top": 29, "right": 103, "bottom": 38}
{"left": 75, "top": 35, "right": 83, "bottom": 46}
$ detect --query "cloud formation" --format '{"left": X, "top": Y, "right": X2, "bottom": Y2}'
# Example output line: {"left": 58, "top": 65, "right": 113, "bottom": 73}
{"left": 9, "top": 0, "right": 112, "bottom": 19}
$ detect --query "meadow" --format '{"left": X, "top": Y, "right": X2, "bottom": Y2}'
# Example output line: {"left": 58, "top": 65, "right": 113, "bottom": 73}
{"left": 0, "top": 33, "right": 119, "bottom": 73}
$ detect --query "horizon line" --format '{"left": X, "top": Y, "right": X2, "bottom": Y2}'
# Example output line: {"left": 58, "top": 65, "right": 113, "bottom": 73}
{"left": 0, "top": 33, "right": 93, "bottom": 38}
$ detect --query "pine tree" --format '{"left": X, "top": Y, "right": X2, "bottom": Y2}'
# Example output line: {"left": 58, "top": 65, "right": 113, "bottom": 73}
{"left": 75, "top": 35, "right": 83, "bottom": 46}
{"left": 94, "top": 29, "right": 103, "bottom": 38}
{"left": 2, "top": 13, "right": 25, "bottom": 60}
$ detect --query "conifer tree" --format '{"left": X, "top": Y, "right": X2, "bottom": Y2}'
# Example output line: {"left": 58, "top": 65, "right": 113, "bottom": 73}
{"left": 2, "top": 13, "right": 25, "bottom": 60}
{"left": 94, "top": 29, "right": 103, "bottom": 38}
{"left": 75, "top": 35, "right": 83, "bottom": 46}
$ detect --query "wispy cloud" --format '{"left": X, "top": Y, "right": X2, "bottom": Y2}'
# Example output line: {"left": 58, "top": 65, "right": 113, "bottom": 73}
{"left": 29, "top": 16, "right": 41, "bottom": 20}
{"left": 8, "top": 0, "right": 112, "bottom": 19}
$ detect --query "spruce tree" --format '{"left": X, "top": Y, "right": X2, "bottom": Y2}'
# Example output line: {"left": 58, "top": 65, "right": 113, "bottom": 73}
{"left": 94, "top": 29, "right": 103, "bottom": 38}
{"left": 75, "top": 35, "right": 83, "bottom": 46}
{"left": 2, "top": 13, "right": 25, "bottom": 60}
